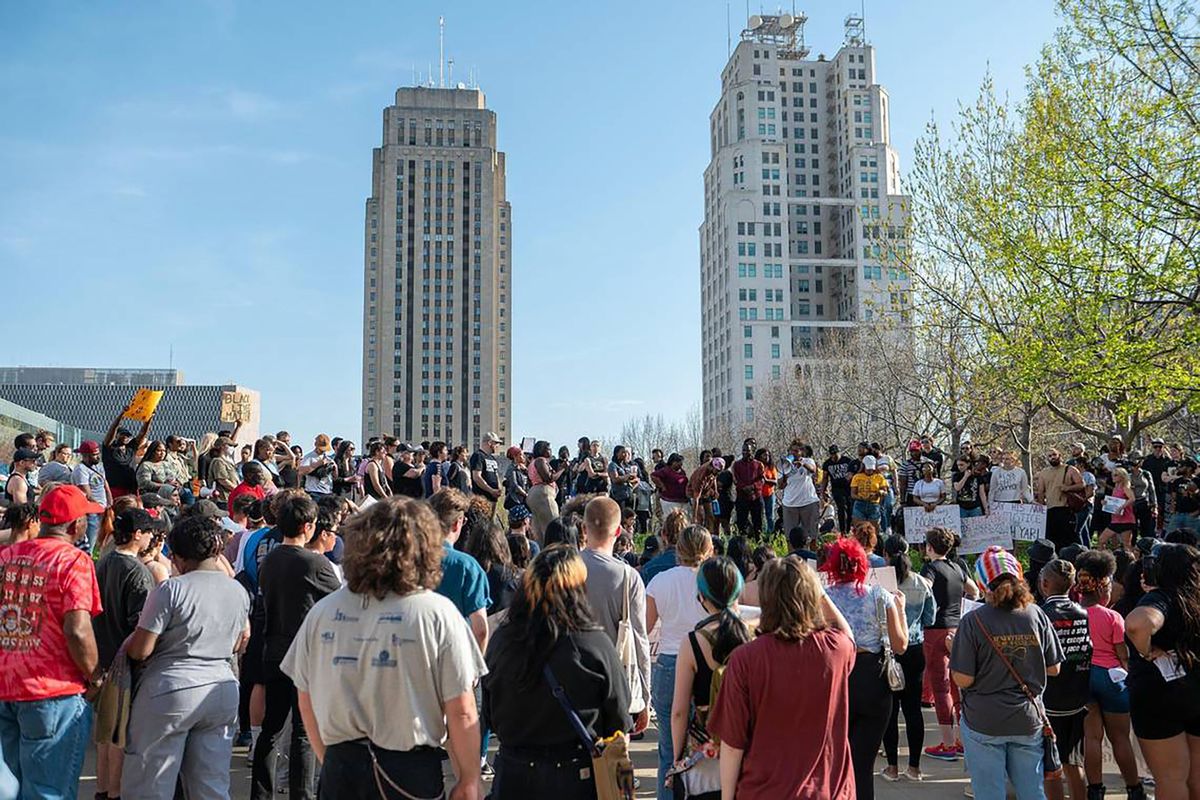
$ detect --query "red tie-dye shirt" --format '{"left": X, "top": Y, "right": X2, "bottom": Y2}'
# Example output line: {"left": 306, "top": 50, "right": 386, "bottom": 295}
{"left": 0, "top": 538, "right": 102, "bottom": 701}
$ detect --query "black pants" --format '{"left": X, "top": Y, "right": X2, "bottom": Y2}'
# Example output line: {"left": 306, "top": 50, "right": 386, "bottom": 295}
{"left": 833, "top": 491, "right": 853, "bottom": 534}
{"left": 492, "top": 745, "right": 597, "bottom": 800}
{"left": 848, "top": 651, "right": 891, "bottom": 800}
{"left": 1046, "top": 506, "right": 1077, "bottom": 552}
{"left": 735, "top": 497, "right": 763, "bottom": 535}
{"left": 251, "top": 669, "right": 316, "bottom": 800}
{"left": 1136, "top": 499, "right": 1155, "bottom": 539}
{"left": 883, "top": 644, "right": 927, "bottom": 769}
{"left": 318, "top": 742, "right": 443, "bottom": 800}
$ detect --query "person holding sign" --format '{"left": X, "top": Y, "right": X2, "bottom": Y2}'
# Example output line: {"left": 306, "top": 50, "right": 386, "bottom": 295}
{"left": 102, "top": 406, "right": 155, "bottom": 500}
{"left": 1097, "top": 468, "right": 1138, "bottom": 551}
{"left": 1121, "top": 543, "right": 1200, "bottom": 800}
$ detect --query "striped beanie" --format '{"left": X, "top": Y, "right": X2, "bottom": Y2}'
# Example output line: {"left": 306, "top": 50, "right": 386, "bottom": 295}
{"left": 974, "top": 546, "right": 1022, "bottom": 588}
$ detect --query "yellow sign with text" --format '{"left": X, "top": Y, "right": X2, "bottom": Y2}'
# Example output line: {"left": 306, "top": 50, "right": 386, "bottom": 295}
{"left": 123, "top": 389, "right": 164, "bottom": 423}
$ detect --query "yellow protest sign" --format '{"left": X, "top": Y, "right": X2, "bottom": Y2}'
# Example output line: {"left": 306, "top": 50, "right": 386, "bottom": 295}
{"left": 219, "top": 391, "right": 252, "bottom": 424}
{"left": 123, "top": 389, "right": 164, "bottom": 423}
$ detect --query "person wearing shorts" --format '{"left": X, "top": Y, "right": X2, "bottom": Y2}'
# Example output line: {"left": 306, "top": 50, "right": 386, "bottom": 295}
{"left": 1075, "top": 550, "right": 1146, "bottom": 800}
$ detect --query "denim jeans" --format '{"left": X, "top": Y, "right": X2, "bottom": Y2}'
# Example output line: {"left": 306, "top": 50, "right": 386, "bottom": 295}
{"left": 651, "top": 653, "right": 677, "bottom": 800}
{"left": 959, "top": 506, "right": 984, "bottom": 519}
{"left": 1171, "top": 513, "right": 1200, "bottom": 533}
{"left": 881, "top": 491, "right": 895, "bottom": 534}
{"left": 81, "top": 514, "right": 102, "bottom": 556}
{"left": 961, "top": 720, "right": 1046, "bottom": 800}
{"left": 852, "top": 500, "right": 881, "bottom": 524}
{"left": 762, "top": 494, "right": 775, "bottom": 532}
{"left": 0, "top": 693, "right": 92, "bottom": 800}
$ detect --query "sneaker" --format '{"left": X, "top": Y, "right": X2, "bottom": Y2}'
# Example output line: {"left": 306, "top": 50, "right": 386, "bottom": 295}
{"left": 234, "top": 731, "right": 253, "bottom": 748}
{"left": 964, "top": 786, "right": 974, "bottom": 799}
{"left": 880, "top": 767, "right": 900, "bottom": 782}
{"left": 954, "top": 740, "right": 964, "bottom": 755}
{"left": 480, "top": 761, "right": 494, "bottom": 778}
{"left": 924, "top": 744, "right": 959, "bottom": 761}
{"left": 903, "top": 768, "right": 924, "bottom": 782}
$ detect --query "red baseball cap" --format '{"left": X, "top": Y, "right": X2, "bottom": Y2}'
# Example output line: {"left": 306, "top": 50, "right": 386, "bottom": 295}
{"left": 39, "top": 485, "right": 105, "bottom": 525}
{"left": 77, "top": 440, "right": 101, "bottom": 455}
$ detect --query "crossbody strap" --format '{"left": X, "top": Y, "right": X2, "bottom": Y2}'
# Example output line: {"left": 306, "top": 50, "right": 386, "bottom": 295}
{"left": 973, "top": 614, "right": 1051, "bottom": 729}
{"left": 543, "top": 658, "right": 600, "bottom": 756}
{"left": 621, "top": 569, "right": 630, "bottom": 624}
{"left": 876, "top": 592, "right": 893, "bottom": 659}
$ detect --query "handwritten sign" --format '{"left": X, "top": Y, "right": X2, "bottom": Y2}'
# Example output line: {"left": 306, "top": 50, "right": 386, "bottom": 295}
{"left": 219, "top": 391, "right": 253, "bottom": 424}
{"left": 903, "top": 504, "right": 962, "bottom": 544}
{"left": 810, "top": 560, "right": 897, "bottom": 593}
{"left": 122, "top": 389, "right": 163, "bottom": 423}
{"left": 959, "top": 515, "right": 1015, "bottom": 555}
{"left": 993, "top": 503, "right": 1047, "bottom": 542}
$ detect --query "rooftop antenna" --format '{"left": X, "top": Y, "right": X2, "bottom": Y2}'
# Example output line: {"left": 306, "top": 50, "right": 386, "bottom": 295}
{"left": 438, "top": 16, "right": 445, "bottom": 88}
{"left": 448, "top": 58, "right": 454, "bottom": 86}
{"left": 412, "top": 64, "right": 417, "bottom": 86}
{"left": 862, "top": 0, "right": 867, "bottom": 44}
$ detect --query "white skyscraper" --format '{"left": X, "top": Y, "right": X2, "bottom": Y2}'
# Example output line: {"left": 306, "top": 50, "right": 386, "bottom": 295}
{"left": 700, "top": 13, "right": 911, "bottom": 435}
{"left": 362, "top": 85, "right": 512, "bottom": 445}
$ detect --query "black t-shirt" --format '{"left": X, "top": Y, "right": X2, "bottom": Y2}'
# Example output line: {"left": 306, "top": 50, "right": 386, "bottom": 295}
{"left": 956, "top": 474, "right": 985, "bottom": 509}
{"left": 1040, "top": 595, "right": 1092, "bottom": 713}
{"left": 391, "top": 461, "right": 424, "bottom": 498}
{"left": 102, "top": 444, "right": 138, "bottom": 493}
{"left": 1142, "top": 455, "right": 1175, "bottom": 495}
{"left": 485, "top": 564, "right": 520, "bottom": 616}
{"left": 925, "top": 448, "right": 945, "bottom": 477}
{"left": 922, "top": 558, "right": 968, "bottom": 629}
{"left": 1172, "top": 477, "right": 1200, "bottom": 514}
{"left": 1127, "top": 589, "right": 1184, "bottom": 686}
{"left": 470, "top": 450, "right": 501, "bottom": 495}
{"left": 822, "top": 456, "right": 855, "bottom": 491}
{"left": 716, "top": 470, "right": 735, "bottom": 505}
{"left": 93, "top": 550, "right": 154, "bottom": 669}
{"left": 260, "top": 544, "right": 341, "bottom": 667}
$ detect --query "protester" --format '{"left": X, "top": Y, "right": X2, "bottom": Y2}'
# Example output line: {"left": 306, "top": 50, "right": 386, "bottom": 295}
{"left": 642, "top": 509, "right": 687, "bottom": 584}
{"left": 0, "top": 502, "right": 38, "bottom": 546}
{"left": 103, "top": 412, "right": 154, "bottom": 500}
{"left": 950, "top": 546, "right": 1064, "bottom": 800}
{"left": 1124, "top": 543, "right": 1200, "bottom": 800}
{"left": 1098, "top": 468, "right": 1138, "bottom": 551}
{"left": 911, "top": 462, "right": 945, "bottom": 510}
{"left": 1074, "top": 549, "right": 1145, "bottom": 800}
{"left": 252, "top": 492, "right": 339, "bottom": 799}
{"left": 281, "top": 498, "right": 486, "bottom": 800}
{"left": 646, "top": 525, "right": 713, "bottom": 799}
{"left": 921, "top": 525, "right": 979, "bottom": 761}
{"left": 757, "top": 448, "right": 779, "bottom": 533}
{"left": 579, "top": 497, "right": 650, "bottom": 733}
{"left": 122, "top": 515, "right": 251, "bottom": 800}
{"left": 989, "top": 451, "right": 1033, "bottom": 505}
{"left": 483, "top": 545, "right": 632, "bottom": 799}
{"left": 502, "top": 445, "right": 530, "bottom": 515}
{"left": 708, "top": 556, "right": 855, "bottom": 798}
{"left": 779, "top": 440, "right": 820, "bottom": 540}
{"left": 850, "top": 455, "right": 888, "bottom": 526}
{"left": 526, "top": 440, "right": 563, "bottom": 540}
{"left": 1038, "top": 559, "right": 1092, "bottom": 800}
{"left": 732, "top": 438, "right": 765, "bottom": 535}
{"left": 608, "top": 444, "right": 640, "bottom": 512}
{"left": 429, "top": 489, "right": 490, "bottom": 651}
{"left": 207, "top": 436, "right": 241, "bottom": 502}
{"left": 881, "top": 535, "right": 935, "bottom": 782}
{"left": 469, "top": 433, "right": 503, "bottom": 509}
{"left": 3, "top": 448, "right": 38, "bottom": 506}
{"left": 0, "top": 485, "right": 103, "bottom": 798}
{"left": 297, "top": 435, "right": 336, "bottom": 500}
{"left": 1036, "top": 449, "right": 1087, "bottom": 551}
{"left": 822, "top": 537, "right": 908, "bottom": 800}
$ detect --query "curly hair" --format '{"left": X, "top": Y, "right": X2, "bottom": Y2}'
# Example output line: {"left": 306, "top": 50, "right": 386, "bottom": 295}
{"left": 819, "top": 537, "right": 869, "bottom": 593}
{"left": 851, "top": 520, "right": 879, "bottom": 556}
{"left": 167, "top": 515, "right": 225, "bottom": 562}
{"left": 341, "top": 497, "right": 443, "bottom": 599}
{"left": 661, "top": 509, "right": 688, "bottom": 547}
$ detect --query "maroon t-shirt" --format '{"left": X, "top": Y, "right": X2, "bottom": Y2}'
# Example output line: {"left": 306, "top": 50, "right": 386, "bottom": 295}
{"left": 708, "top": 629, "right": 856, "bottom": 800}
{"left": 652, "top": 467, "right": 689, "bottom": 503}
{"left": 732, "top": 457, "right": 765, "bottom": 500}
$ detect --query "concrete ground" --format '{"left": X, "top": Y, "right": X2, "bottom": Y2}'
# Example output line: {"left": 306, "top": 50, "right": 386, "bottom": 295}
{"left": 78, "top": 708, "right": 1146, "bottom": 798}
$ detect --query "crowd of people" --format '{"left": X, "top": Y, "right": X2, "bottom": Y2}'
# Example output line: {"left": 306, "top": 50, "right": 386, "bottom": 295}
{"left": 1, "top": 411, "right": 1200, "bottom": 800}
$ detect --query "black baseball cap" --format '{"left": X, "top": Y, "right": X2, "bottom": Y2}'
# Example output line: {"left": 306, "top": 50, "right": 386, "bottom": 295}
{"left": 828, "top": 445, "right": 840, "bottom": 453}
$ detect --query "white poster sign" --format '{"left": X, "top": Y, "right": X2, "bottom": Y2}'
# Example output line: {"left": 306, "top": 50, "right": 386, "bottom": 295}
{"left": 959, "top": 514, "right": 1015, "bottom": 555}
{"left": 903, "top": 504, "right": 962, "bottom": 544}
{"left": 994, "top": 503, "right": 1047, "bottom": 542}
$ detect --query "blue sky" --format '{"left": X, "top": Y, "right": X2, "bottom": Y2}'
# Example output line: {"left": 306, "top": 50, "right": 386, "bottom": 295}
{"left": 0, "top": 1, "right": 1058, "bottom": 447}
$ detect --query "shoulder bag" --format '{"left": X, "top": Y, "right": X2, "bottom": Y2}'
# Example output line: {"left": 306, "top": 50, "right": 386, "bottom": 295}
{"left": 1062, "top": 466, "right": 1088, "bottom": 513}
{"left": 876, "top": 592, "right": 905, "bottom": 691}
{"left": 973, "top": 614, "right": 1062, "bottom": 777}
{"left": 613, "top": 569, "right": 645, "bottom": 714}
{"left": 544, "top": 659, "right": 636, "bottom": 800}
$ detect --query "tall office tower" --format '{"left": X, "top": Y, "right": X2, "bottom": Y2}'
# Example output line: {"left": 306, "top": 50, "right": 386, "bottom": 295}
{"left": 700, "top": 13, "right": 911, "bottom": 435}
{"left": 362, "top": 85, "right": 512, "bottom": 446}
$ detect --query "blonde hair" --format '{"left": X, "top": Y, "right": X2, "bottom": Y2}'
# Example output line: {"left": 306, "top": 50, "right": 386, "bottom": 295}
{"left": 1112, "top": 467, "right": 1130, "bottom": 485}
{"left": 758, "top": 556, "right": 827, "bottom": 641}
{"left": 677, "top": 524, "right": 714, "bottom": 567}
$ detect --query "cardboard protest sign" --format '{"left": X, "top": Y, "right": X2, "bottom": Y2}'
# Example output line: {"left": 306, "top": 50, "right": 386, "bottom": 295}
{"left": 902, "top": 504, "right": 962, "bottom": 544}
{"left": 959, "top": 514, "right": 1015, "bottom": 555}
{"left": 219, "top": 391, "right": 253, "bottom": 424}
{"left": 123, "top": 389, "right": 163, "bottom": 423}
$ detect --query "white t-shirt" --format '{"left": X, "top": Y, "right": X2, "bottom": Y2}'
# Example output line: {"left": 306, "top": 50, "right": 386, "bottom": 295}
{"left": 645, "top": 565, "right": 706, "bottom": 656}
{"left": 282, "top": 587, "right": 486, "bottom": 751}
{"left": 300, "top": 451, "right": 334, "bottom": 494}
{"left": 912, "top": 478, "right": 945, "bottom": 505}
{"left": 780, "top": 458, "right": 819, "bottom": 508}
{"left": 71, "top": 462, "right": 108, "bottom": 508}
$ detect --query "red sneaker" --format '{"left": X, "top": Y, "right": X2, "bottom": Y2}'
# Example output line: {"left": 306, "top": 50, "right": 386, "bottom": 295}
{"left": 924, "top": 744, "right": 959, "bottom": 761}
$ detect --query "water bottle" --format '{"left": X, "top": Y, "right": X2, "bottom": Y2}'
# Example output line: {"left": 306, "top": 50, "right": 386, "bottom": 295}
{"left": 711, "top": 499, "right": 721, "bottom": 517}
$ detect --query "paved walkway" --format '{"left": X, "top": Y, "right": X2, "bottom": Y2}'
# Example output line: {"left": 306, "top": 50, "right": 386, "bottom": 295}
{"left": 78, "top": 709, "right": 1146, "bottom": 798}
